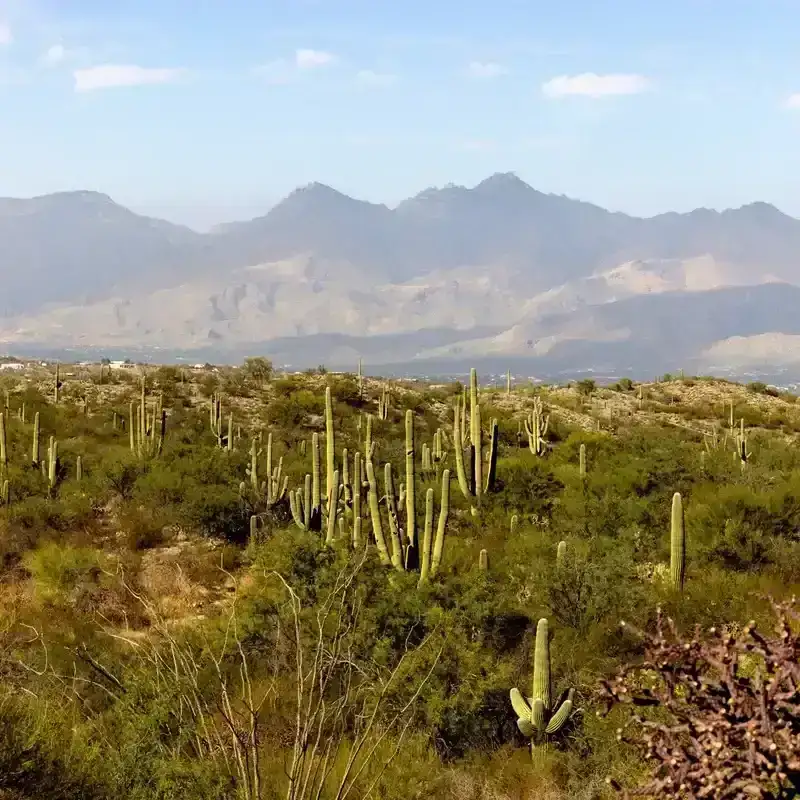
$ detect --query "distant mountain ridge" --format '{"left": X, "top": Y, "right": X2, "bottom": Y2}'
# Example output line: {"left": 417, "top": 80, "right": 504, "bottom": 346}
{"left": 1, "top": 174, "right": 799, "bottom": 376}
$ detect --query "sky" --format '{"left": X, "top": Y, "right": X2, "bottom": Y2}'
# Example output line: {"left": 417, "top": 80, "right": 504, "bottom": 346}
{"left": 1, "top": 0, "right": 800, "bottom": 230}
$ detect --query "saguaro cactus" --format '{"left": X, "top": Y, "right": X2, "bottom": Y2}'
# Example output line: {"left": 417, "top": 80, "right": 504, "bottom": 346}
{"left": 510, "top": 619, "right": 575, "bottom": 756}
{"left": 670, "top": 491, "right": 685, "bottom": 591}
{"left": 378, "top": 387, "right": 390, "bottom": 420}
{"left": 524, "top": 397, "right": 549, "bottom": 456}
{"left": 31, "top": 412, "right": 40, "bottom": 466}
{"left": 325, "top": 386, "right": 335, "bottom": 514}
{"left": 0, "top": 412, "right": 6, "bottom": 471}
{"left": 453, "top": 369, "right": 499, "bottom": 505}
{"left": 404, "top": 410, "right": 417, "bottom": 551}
{"left": 365, "top": 459, "right": 391, "bottom": 566}
{"left": 418, "top": 469, "right": 451, "bottom": 585}
{"left": 579, "top": 443, "right": 586, "bottom": 479}
{"left": 47, "top": 436, "right": 58, "bottom": 493}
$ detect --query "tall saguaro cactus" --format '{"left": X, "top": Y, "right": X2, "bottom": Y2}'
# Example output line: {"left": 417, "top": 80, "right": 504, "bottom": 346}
{"left": 453, "top": 369, "right": 499, "bottom": 506}
{"left": 510, "top": 619, "right": 575, "bottom": 756}
{"left": 404, "top": 409, "right": 416, "bottom": 552}
{"left": 325, "top": 386, "right": 336, "bottom": 515}
{"left": 670, "top": 491, "right": 685, "bottom": 591}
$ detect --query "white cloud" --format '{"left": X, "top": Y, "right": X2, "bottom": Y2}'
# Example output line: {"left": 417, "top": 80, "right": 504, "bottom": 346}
{"left": 73, "top": 64, "right": 185, "bottom": 92}
{"left": 356, "top": 69, "right": 396, "bottom": 86}
{"left": 295, "top": 49, "right": 336, "bottom": 69}
{"left": 785, "top": 93, "right": 800, "bottom": 109}
{"left": 0, "top": 23, "right": 11, "bottom": 45}
{"left": 467, "top": 61, "right": 508, "bottom": 78}
{"left": 41, "top": 44, "right": 66, "bottom": 66}
{"left": 542, "top": 72, "right": 650, "bottom": 98}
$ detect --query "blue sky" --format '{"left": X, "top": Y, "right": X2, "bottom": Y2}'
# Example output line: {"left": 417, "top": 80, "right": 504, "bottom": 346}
{"left": 1, "top": 0, "right": 800, "bottom": 229}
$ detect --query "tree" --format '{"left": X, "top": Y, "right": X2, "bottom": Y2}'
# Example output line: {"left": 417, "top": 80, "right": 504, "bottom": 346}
{"left": 242, "top": 356, "right": 273, "bottom": 385}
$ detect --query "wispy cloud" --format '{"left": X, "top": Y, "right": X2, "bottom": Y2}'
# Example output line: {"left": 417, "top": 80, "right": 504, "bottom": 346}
{"left": 784, "top": 93, "right": 800, "bottom": 110}
{"left": 542, "top": 72, "right": 650, "bottom": 98}
{"left": 295, "top": 48, "right": 336, "bottom": 69}
{"left": 73, "top": 64, "right": 186, "bottom": 92}
{"left": 356, "top": 69, "right": 396, "bottom": 86}
{"left": 467, "top": 61, "right": 508, "bottom": 78}
{"left": 41, "top": 44, "right": 66, "bottom": 66}
{"left": 0, "top": 22, "right": 11, "bottom": 45}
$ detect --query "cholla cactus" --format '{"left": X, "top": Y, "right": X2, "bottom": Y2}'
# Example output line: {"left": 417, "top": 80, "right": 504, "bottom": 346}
{"left": 601, "top": 600, "right": 800, "bottom": 799}
{"left": 510, "top": 619, "right": 575, "bottom": 756}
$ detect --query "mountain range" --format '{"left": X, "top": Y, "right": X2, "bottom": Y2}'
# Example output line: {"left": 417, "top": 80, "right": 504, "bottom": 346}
{"left": 2, "top": 172, "right": 800, "bottom": 379}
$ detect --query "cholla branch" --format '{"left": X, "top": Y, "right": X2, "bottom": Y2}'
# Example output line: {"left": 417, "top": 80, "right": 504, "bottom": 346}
{"left": 599, "top": 598, "right": 800, "bottom": 799}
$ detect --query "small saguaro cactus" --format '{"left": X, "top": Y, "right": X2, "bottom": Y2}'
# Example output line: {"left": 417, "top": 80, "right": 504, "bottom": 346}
{"left": 510, "top": 619, "right": 575, "bottom": 756}
{"left": 556, "top": 540, "right": 567, "bottom": 566}
{"left": 209, "top": 393, "right": 225, "bottom": 447}
{"left": 377, "top": 387, "right": 390, "bottom": 420}
{"left": 0, "top": 411, "right": 6, "bottom": 471}
{"left": 524, "top": 397, "right": 549, "bottom": 456}
{"left": 478, "top": 548, "right": 489, "bottom": 571}
{"left": 418, "top": 469, "right": 451, "bottom": 586}
{"left": 670, "top": 491, "right": 685, "bottom": 591}
{"left": 31, "top": 412, "right": 40, "bottom": 466}
{"left": 47, "top": 436, "right": 58, "bottom": 493}
{"left": 579, "top": 443, "right": 586, "bottom": 479}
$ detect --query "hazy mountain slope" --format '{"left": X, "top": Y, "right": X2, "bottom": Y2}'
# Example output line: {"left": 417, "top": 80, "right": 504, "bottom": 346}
{"left": 0, "top": 259, "right": 526, "bottom": 349}
{"left": 0, "top": 191, "right": 211, "bottom": 314}
{"left": 209, "top": 183, "right": 400, "bottom": 281}
{"left": 2, "top": 175, "right": 800, "bottom": 375}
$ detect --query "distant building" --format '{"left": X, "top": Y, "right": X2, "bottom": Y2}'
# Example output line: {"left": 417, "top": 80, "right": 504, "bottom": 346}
{"left": 110, "top": 360, "right": 135, "bottom": 369}
{"left": 0, "top": 362, "right": 25, "bottom": 371}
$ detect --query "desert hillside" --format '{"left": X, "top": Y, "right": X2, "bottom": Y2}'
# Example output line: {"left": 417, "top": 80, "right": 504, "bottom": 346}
{"left": 0, "top": 359, "right": 797, "bottom": 799}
